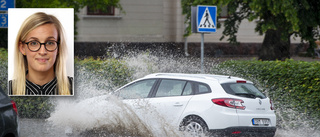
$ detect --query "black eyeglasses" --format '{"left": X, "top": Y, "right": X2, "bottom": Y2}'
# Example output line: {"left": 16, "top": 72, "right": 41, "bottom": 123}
{"left": 24, "top": 40, "right": 59, "bottom": 52}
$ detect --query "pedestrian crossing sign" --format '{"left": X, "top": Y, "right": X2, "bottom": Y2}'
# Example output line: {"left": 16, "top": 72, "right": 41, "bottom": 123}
{"left": 197, "top": 5, "right": 217, "bottom": 33}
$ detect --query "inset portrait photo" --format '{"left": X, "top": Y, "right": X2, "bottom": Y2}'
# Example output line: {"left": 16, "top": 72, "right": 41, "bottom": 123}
{"left": 8, "top": 8, "right": 74, "bottom": 96}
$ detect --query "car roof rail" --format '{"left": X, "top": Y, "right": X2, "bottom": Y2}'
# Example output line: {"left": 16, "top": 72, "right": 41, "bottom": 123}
{"left": 146, "top": 73, "right": 216, "bottom": 80}
{"left": 144, "top": 73, "right": 251, "bottom": 84}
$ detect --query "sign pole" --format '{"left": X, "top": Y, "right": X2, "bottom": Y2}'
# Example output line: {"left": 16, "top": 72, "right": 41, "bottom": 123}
{"left": 201, "top": 33, "right": 204, "bottom": 73}
{"left": 193, "top": 5, "right": 217, "bottom": 73}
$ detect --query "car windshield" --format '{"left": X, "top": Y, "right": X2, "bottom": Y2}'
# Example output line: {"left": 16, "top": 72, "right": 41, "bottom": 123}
{"left": 221, "top": 83, "right": 266, "bottom": 99}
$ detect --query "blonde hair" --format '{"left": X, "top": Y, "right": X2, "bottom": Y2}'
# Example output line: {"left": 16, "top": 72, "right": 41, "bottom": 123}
{"left": 13, "top": 12, "right": 71, "bottom": 95}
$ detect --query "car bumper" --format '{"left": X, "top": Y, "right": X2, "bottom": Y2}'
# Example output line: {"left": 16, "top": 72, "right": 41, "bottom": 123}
{"left": 208, "top": 126, "right": 276, "bottom": 137}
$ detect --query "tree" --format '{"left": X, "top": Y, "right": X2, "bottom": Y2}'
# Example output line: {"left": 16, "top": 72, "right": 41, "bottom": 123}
{"left": 181, "top": 0, "right": 320, "bottom": 60}
{"left": 0, "top": 0, "right": 121, "bottom": 48}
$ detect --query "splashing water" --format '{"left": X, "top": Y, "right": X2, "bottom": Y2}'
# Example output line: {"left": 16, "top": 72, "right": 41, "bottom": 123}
{"left": 123, "top": 52, "right": 204, "bottom": 79}
{"left": 46, "top": 52, "right": 319, "bottom": 137}
{"left": 48, "top": 80, "right": 182, "bottom": 136}
{"left": 47, "top": 52, "right": 194, "bottom": 136}
{"left": 274, "top": 108, "right": 320, "bottom": 137}
{"left": 49, "top": 95, "right": 157, "bottom": 136}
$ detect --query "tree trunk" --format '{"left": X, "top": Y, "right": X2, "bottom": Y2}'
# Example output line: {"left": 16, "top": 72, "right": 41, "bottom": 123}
{"left": 259, "top": 29, "right": 291, "bottom": 61}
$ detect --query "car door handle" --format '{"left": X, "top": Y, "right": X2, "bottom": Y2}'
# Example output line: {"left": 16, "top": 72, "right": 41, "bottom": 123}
{"left": 173, "top": 102, "right": 183, "bottom": 107}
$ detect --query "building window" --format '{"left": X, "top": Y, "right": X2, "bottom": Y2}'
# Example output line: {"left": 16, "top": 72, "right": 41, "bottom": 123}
{"left": 87, "top": 6, "right": 115, "bottom": 15}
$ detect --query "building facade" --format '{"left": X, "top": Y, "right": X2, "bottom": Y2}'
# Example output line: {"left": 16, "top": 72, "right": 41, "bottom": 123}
{"left": 75, "top": 0, "right": 303, "bottom": 57}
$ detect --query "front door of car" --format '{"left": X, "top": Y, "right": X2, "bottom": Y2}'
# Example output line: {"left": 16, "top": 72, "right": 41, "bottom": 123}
{"left": 148, "top": 79, "right": 194, "bottom": 127}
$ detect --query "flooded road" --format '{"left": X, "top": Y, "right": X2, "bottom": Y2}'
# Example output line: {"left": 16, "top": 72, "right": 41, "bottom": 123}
{"left": 20, "top": 119, "right": 67, "bottom": 137}
{"left": 19, "top": 118, "right": 320, "bottom": 137}
{"left": 19, "top": 54, "right": 320, "bottom": 137}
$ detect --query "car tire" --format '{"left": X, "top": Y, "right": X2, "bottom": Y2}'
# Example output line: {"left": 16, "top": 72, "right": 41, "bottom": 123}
{"left": 180, "top": 115, "right": 208, "bottom": 137}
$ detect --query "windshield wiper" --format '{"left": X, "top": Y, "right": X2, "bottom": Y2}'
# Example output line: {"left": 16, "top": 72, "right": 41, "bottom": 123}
{"left": 235, "top": 93, "right": 256, "bottom": 98}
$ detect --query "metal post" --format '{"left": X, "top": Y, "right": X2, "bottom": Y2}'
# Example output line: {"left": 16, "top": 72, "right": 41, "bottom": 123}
{"left": 184, "top": 37, "right": 189, "bottom": 56}
{"left": 201, "top": 33, "right": 204, "bottom": 73}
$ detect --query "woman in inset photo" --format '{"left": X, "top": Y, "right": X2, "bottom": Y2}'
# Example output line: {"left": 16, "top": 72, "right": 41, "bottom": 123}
{"left": 9, "top": 10, "right": 73, "bottom": 95}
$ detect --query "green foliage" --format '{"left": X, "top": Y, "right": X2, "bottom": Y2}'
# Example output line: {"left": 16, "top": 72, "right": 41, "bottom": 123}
{"left": 212, "top": 59, "right": 320, "bottom": 128}
{"left": 75, "top": 57, "right": 133, "bottom": 88}
{"left": 16, "top": 0, "right": 69, "bottom": 8}
{"left": 81, "top": 0, "right": 121, "bottom": 11}
{"left": 181, "top": 0, "right": 320, "bottom": 56}
{"left": 0, "top": 48, "right": 8, "bottom": 89}
{"left": 11, "top": 96, "right": 53, "bottom": 118}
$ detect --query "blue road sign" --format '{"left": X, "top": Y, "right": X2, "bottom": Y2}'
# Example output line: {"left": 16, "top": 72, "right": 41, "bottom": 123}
{"left": 0, "top": 0, "right": 15, "bottom": 11}
{"left": 0, "top": 13, "right": 7, "bottom": 28}
{"left": 197, "top": 5, "right": 217, "bottom": 33}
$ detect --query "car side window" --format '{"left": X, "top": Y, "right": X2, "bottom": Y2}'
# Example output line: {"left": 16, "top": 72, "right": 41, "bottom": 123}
{"left": 155, "top": 79, "right": 187, "bottom": 97}
{"left": 195, "top": 82, "right": 211, "bottom": 94}
{"left": 182, "top": 82, "right": 192, "bottom": 95}
{"left": 118, "top": 79, "right": 156, "bottom": 99}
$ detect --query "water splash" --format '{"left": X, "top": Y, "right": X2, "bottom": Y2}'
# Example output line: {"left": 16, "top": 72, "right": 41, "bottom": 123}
{"left": 274, "top": 107, "right": 320, "bottom": 137}
{"left": 48, "top": 56, "right": 185, "bottom": 136}
{"left": 48, "top": 95, "right": 155, "bottom": 136}
{"left": 123, "top": 52, "right": 215, "bottom": 79}
{"left": 47, "top": 52, "right": 319, "bottom": 137}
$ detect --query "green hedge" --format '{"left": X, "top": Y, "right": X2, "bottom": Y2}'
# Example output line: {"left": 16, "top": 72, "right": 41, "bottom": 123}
{"left": 75, "top": 57, "right": 133, "bottom": 89}
{"left": 212, "top": 59, "right": 320, "bottom": 128}
{"left": 0, "top": 48, "right": 7, "bottom": 90}
{"left": 0, "top": 49, "right": 132, "bottom": 118}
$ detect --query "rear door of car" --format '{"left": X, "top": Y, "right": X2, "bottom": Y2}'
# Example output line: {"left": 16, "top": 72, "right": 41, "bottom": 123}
{"left": 148, "top": 79, "right": 194, "bottom": 126}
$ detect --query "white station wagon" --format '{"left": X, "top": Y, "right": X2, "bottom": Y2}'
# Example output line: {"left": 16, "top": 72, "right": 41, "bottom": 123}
{"left": 113, "top": 73, "right": 277, "bottom": 136}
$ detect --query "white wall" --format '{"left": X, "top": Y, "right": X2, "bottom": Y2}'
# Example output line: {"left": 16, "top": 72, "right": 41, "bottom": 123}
{"left": 76, "top": 0, "right": 166, "bottom": 42}
{"left": 75, "top": 0, "right": 301, "bottom": 43}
